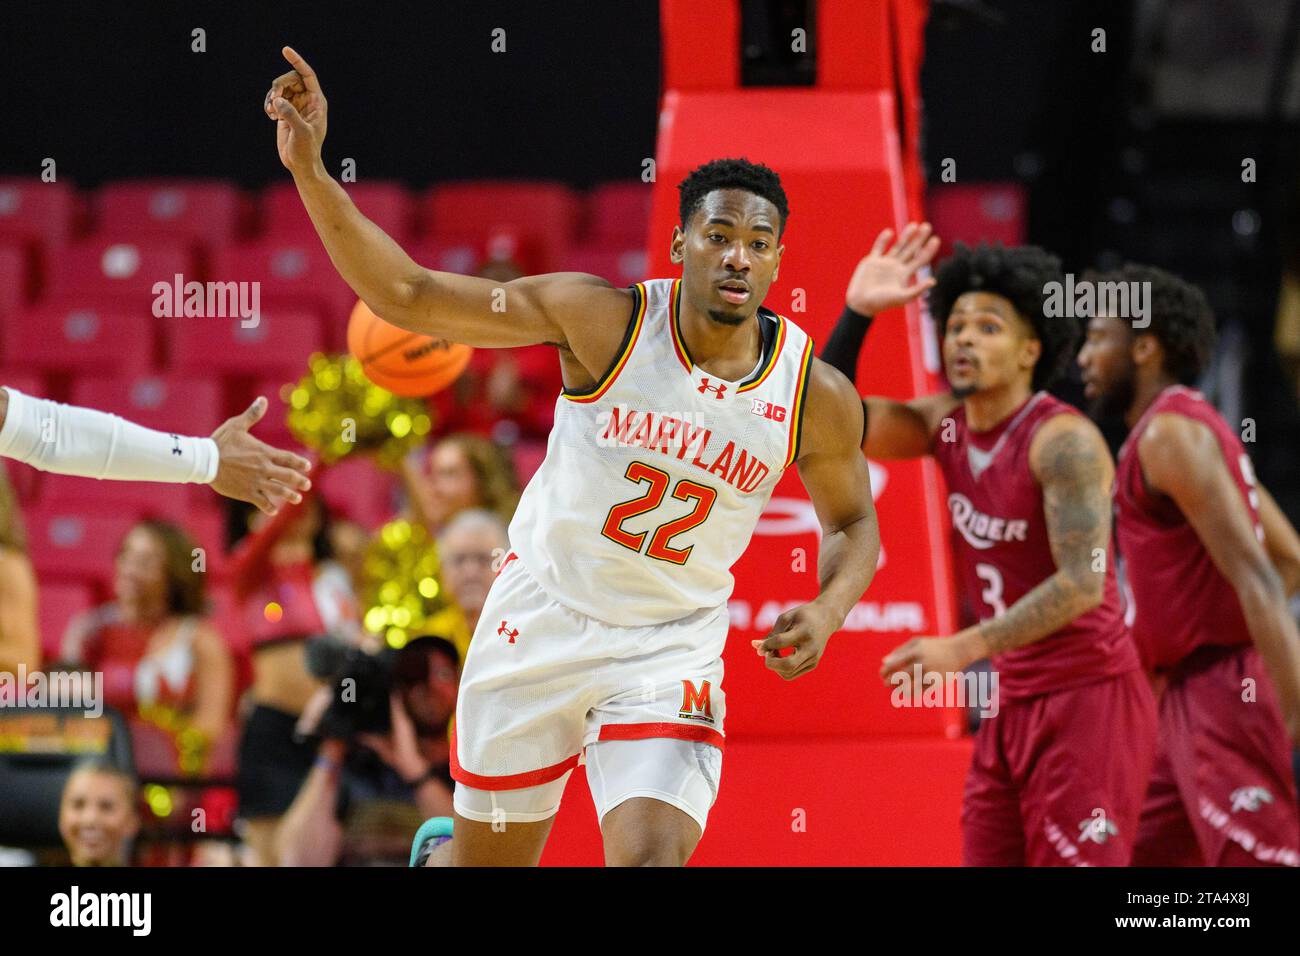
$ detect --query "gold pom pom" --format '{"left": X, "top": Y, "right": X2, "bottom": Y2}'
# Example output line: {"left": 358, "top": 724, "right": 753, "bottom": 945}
{"left": 285, "top": 354, "right": 433, "bottom": 468}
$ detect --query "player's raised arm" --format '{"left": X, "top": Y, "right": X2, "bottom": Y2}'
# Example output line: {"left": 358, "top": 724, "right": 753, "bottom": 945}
{"left": 753, "top": 360, "right": 880, "bottom": 680}
{"left": 265, "top": 47, "right": 630, "bottom": 372}
{"left": 1139, "top": 414, "right": 1300, "bottom": 741}
{"left": 819, "top": 223, "right": 954, "bottom": 459}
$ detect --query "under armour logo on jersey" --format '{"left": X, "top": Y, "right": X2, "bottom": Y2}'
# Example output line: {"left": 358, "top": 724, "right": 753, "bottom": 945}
{"left": 497, "top": 620, "right": 519, "bottom": 644}
{"left": 1230, "top": 786, "right": 1273, "bottom": 813}
{"left": 697, "top": 378, "right": 727, "bottom": 399}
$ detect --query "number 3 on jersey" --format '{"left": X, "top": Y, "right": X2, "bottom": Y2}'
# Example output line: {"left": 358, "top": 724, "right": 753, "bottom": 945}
{"left": 602, "top": 461, "right": 717, "bottom": 565}
{"left": 975, "top": 562, "right": 1007, "bottom": 617}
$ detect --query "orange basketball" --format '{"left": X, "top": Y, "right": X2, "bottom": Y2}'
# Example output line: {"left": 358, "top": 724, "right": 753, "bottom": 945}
{"left": 346, "top": 299, "right": 473, "bottom": 397}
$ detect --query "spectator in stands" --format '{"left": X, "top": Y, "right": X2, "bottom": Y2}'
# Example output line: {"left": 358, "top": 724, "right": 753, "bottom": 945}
{"left": 58, "top": 758, "right": 141, "bottom": 867}
{"left": 438, "top": 509, "right": 510, "bottom": 660}
{"left": 0, "top": 467, "right": 38, "bottom": 673}
{"left": 400, "top": 433, "right": 520, "bottom": 537}
{"left": 229, "top": 492, "right": 363, "bottom": 866}
{"left": 60, "top": 521, "right": 234, "bottom": 768}
{"left": 275, "top": 635, "right": 458, "bottom": 866}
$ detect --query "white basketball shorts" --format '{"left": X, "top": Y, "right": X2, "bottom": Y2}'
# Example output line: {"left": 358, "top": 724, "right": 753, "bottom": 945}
{"left": 451, "top": 552, "right": 727, "bottom": 829}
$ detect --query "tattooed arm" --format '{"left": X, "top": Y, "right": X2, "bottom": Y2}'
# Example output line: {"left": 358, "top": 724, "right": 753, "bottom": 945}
{"left": 972, "top": 414, "right": 1113, "bottom": 654}
{"left": 880, "top": 413, "right": 1113, "bottom": 681}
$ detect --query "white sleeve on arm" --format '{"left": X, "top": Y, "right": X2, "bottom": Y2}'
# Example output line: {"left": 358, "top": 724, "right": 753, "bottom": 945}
{"left": 0, "top": 387, "right": 219, "bottom": 484}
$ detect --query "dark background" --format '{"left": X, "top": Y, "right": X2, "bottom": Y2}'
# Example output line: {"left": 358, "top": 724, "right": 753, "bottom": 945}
{"left": 0, "top": 0, "right": 662, "bottom": 188}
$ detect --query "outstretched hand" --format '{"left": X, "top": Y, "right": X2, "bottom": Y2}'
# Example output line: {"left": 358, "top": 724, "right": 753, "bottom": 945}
{"left": 845, "top": 222, "right": 941, "bottom": 317}
{"left": 209, "top": 397, "right": 312, "bottom": 514}
{"left": 264, "top": 46, "right": 328, "bottom": 173}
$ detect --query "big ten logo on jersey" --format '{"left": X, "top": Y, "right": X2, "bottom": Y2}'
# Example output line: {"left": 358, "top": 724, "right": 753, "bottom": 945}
{"left": 678, "top": 679, "right": 714, "bottom": 723}
{"left": 750, "top": 398, "right": 787, "bottom": 422}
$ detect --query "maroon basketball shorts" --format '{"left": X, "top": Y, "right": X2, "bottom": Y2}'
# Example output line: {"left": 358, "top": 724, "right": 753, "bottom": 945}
{"left": 1132, "top": 644, "right": 1300, "bottom": 867}
{"left": 962, "top": 668, "right": 1158, "bottom": 866}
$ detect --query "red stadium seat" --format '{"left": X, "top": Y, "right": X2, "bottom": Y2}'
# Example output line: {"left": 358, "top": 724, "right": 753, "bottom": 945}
{"left": 317, "top": 456, "right": 397, "bottom": 531}
{"left": 70, "top": 374, "right": 222, "bottom": 441}
{"left": 36, "top": 580, "right": 95, "bottom": 663}
{"left": 44, "top": 238, "right": 194, "bottom": 305}
{"left": 24, "top": 506, "right": 137, "bottom": 588}
{"left": 211, "top": 240, "right": 355, "bottom": 337}
{"left": 585, "top": 181, "right": 652, "bottom": 243}
{"left": 409, "top": 238, "right": 487, "bottom": 275}
{"left": 35, "top": 477, "right": 227, "bottom": 580}
{"left": 0, "top": 242, "right": 28, "bottom": 317}
{"left": 0, "top": 178, "right": 76, "bottom": 251}
{"left": 561, "top": 245, "right": 649, "bottom": 287}
{"left": 422, "top": 181, "right": 582, "bottom": 272}
{"left": 5, "top": 303, "right": 155, "bottom": 376}
{"left": 95, "top": 179, "right": 241, "bottom": 256}
{"left": 926, "top": 183, "right": 1027, "bottom": 254}
{"left": 261, "top": 180, "right": 412, "bottom": 242}
{"left": 167, "top": 307, "right": 324, "bottom": 382}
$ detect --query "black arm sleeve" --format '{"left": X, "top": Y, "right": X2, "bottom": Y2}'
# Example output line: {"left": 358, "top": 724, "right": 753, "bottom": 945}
{"left": 819, "top": 305, "right": 873, "bottom": 385}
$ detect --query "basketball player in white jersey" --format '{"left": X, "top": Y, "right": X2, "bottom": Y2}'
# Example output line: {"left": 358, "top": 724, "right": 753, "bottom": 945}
{"left": 0, "top": 388, "right": 312, "bottom": 515}
{"left": 266, "top": 48, "right": 879, "bottom": 865}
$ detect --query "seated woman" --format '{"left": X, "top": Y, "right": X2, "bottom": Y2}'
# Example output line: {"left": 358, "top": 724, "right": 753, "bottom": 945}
{"left": 60, "top": 520, "right": 234, "bottom": 774}
{"left": 399, "top": 432, "right": 520, "bottom": 538}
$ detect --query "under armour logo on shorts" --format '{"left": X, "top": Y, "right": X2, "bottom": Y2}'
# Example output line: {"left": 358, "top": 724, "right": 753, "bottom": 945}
{"left": 497, "top": 620, "right": 519, "bottom": 644}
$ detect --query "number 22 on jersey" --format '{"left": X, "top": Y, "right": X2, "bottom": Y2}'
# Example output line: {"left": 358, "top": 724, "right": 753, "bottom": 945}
{"left": 601, "top": 461, "right": 718, "bottom": 565}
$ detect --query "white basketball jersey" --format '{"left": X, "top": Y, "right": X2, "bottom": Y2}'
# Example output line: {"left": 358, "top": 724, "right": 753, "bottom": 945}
{"left": 509, "top": 277, "right": 814, "bottom": 626}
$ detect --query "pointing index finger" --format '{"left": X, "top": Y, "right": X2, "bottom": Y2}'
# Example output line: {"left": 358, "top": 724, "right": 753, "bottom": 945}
{"left": 282, "top": 46, "right": 321, "bottom": 92}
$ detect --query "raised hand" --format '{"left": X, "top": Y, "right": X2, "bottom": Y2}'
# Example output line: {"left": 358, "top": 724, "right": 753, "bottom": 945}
{"left": 209, "top": 397, "right": 313, "bottom": 514}
{"left": 845, "top": 222, "right": 941, "bottom": 317}
{"left": 264, "top": 46, "right": 328, "bottom": 173}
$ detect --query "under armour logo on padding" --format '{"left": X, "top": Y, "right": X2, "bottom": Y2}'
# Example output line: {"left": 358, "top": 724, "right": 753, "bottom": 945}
{"left": 698, "top": 378, "right": 727, "bottom": 398}
{"left": 497, "top": 620, "right": 519, "bottom": 643}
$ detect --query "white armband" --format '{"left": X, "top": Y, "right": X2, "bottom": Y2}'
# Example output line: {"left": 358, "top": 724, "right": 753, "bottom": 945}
{"left": 0, "top": 387, "right": 219, "bottom": 484}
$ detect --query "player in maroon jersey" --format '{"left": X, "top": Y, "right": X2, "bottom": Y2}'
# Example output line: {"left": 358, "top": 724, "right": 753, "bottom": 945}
{"left": 1077, "top": 263, "right": 1300, "bottom": 866}
{"left": 821, "top": 225, "right": 1156, "bottom": 865}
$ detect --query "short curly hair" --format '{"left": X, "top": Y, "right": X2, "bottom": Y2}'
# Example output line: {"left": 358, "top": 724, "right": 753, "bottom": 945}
{"left": 1084, "top": 263, "right": 1216, "bottom": 384}
{"left": 929, "top": 242, "right": 1074, "bottom": 391}
{"left": 677, "top": 158, "right": 790, "bottom": 237}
